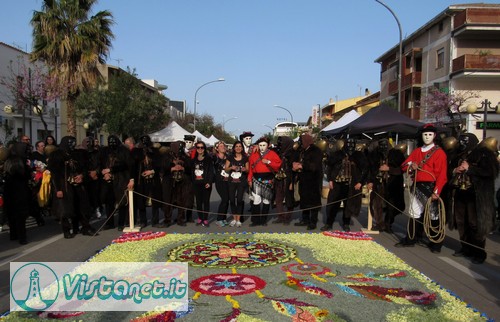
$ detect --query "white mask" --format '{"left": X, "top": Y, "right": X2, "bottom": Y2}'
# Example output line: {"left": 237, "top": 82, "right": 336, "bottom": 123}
{"left": 258, "top": 142, "right": 268, "bottom": 153}
{"left": 185, "top": 140, "right": 194, "bottom": 149}
{"left": 243, "top": 137, "right": 252, "bottom": 147}
{"left": 422, "top": 132, "right": 435, "bottom": 146}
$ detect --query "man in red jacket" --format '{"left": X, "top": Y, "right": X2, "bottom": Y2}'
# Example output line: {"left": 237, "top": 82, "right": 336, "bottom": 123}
{"left": 396, "top": 124, "right": 447, "bottom": 253}
{"left": 248, "top": 137, "right": 282, "bottom": 226}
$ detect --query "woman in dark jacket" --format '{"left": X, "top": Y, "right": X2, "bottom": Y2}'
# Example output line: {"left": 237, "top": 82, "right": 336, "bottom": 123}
{"left": 4, "top": 142, "right": 33, "bottom": 244}
{"left": 192, "top": 141, "right": 214, "bottom": 227}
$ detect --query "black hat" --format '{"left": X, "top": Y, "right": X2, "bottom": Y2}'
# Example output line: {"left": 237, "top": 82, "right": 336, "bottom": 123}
{"left": 239, "top": 131, "right": 254, "bottom": 141}
{"left": 184, "top": 135, "right": 196, "bottom": 141}
{"left": 421, "top": 123, "right": 437, "bottom": 133}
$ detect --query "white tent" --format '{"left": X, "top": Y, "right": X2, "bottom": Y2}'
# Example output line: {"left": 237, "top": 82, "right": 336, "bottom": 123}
{"left": 149, "top": 121, "right": 192, "bottom": 142}
{"left": 205, "top": 134, "right": 220, "bottom": 147}
{"left": 320, "top": 110, "right": 361, "bottom": 133}
{"left": 192, "top": 130, "right": 210, "bottom": 144}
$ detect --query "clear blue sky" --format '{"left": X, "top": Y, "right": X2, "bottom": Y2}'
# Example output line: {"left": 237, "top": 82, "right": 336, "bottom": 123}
{"left": 2, "top": 1, "right": 498, "bottom": 138}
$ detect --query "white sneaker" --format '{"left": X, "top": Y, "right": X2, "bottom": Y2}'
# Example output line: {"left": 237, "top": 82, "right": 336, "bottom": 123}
{"left": 236, "top": 221, "right": 242, "bottom": 227}
{"left": 95, "top": 208, "right": 102, "bottom": 219}
{"left": 229, "top": 220, "right": 237, "bottom": 227}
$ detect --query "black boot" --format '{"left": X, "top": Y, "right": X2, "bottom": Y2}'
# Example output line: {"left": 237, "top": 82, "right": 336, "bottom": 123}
{"left": 261, "top": 204, "right": 270, "bottom": 226}
{"left": 250, "top": 204, "right": 261, "bottom": 227}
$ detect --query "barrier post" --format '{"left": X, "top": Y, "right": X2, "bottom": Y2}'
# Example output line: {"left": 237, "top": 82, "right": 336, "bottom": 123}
{"left": 361, "top": 188, "right": 380, "bottom": 234}
{"left": 123, "top": 189, "right": 141, "bottom": 232}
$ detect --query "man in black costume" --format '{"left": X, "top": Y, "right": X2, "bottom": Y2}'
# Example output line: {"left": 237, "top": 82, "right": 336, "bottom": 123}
{"left": 132, "top": 135, "right": 162, "bottom": 228}
{"left": 292, "top": 134, "right": 323, "bottom": 230}
{"left": 273, "top": 136, "right": 297, "bottom": 225}
{"left": 99, "top": 135, "right": 135, "bottom": 231}
{"left": 160, "top": 141, "right": 192, "bottom": 227}
{"left": 366, "top": 138, "right": 406, "bottom": 232}
{"left": 48, "top": 136, "right": 96, "bottom": 238}
{"left": 449, "top": 134, "right": 499, "bottom": 264}
{"left": 81, "top": 136, "right": 102, "bottom": 219}
{"left": 322, "top": 137, "right": 368, "bottom": 232}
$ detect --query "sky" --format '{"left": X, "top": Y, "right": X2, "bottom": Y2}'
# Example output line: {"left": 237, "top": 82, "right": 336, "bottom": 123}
{"left": 2, "top": 0, "right": 499, "bottom": 139}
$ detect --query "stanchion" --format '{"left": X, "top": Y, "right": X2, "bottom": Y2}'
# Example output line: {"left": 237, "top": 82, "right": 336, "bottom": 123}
{"left": 123, "top": 190, "right": 141, "bottom": 233}
{"left": 361, "top": 188, "right": 380, "bottom": 235}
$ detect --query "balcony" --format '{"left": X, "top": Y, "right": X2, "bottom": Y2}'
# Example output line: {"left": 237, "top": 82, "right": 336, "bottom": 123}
{"left": 453, "top": 8, "right": 500, "bottom": 38}
{"left": 452, "top": 54, "right": 500, "bottom": 75}
{"left": 388, "top": 72, "right": 422, "bottom": 94}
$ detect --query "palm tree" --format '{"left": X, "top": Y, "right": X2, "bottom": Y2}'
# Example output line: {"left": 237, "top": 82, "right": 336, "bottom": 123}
{"left": 30, "top": 0, "right": 114, "bottom": 136}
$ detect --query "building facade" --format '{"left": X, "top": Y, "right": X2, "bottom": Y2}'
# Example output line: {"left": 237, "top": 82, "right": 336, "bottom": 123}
{"left": 375, "top": 3, "right": 500, "bottom": 141}
{"left": 0, "top": 42, "right": 60, "bottom": 144}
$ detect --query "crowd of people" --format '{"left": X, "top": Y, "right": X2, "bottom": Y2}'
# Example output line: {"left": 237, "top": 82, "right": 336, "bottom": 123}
{"left": 0, "top": 126, "right": 498, "bottom": 264}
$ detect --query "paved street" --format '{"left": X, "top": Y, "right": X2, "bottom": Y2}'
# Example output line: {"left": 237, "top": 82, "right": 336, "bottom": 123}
{"left": 1, "top": 195, "right": 499, "bottom": 320}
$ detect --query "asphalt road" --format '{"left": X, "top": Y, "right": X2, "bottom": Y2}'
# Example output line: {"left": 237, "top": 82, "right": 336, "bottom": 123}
{"left": 1, "top": 194, "right": 499, "bottom": 320}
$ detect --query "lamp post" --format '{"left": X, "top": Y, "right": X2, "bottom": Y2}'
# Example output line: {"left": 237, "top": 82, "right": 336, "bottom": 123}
{"left": 375, "top": 0, "right": 403, "bottom": 112}
{"left": 273, "top": 104, "right": 294, "bottom": 124}
{"left": 466, "top": 99, "right": 500, "bottom": 140}
{"left": 222, "top": 116, "right": 237, "bottom": 132}
{"left": 193, "top": 78, "right": 225, "bottom": 131}
{"left": 273, "top": 104, "right": 295, "bottom": 136}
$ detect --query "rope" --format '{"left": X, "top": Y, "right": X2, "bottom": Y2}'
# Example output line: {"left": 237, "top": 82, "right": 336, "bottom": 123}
{"left": 423, "top": 196, "right": 446, "bottom": 243}
{"left": 131, "top": 190, "right": 364, "bottom": 218}
{"left": 404, "top": 165, "right": 447, "bottom": 243}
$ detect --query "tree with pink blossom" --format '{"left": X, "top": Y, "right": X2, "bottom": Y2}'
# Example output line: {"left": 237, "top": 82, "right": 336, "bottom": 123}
{"left": 0, "top": 60, "right": 70, "bottom": 138}
{"left": 420, "top": 88, "right": 480, "bottom": 136}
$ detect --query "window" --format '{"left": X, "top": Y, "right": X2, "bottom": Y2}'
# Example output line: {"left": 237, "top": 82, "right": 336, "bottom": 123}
{"left": 437, "top": 48, "right": 445, "bottom": 69}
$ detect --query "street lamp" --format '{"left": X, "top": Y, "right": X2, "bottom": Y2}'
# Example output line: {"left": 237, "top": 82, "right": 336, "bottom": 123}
{"left": 222, "top": 116, "right": 237, "bottom": 132}
{"left": 375, "top": 0, "right": 403, "bottom": 112}
{"left": 466, "top": 99, "right": 500, "bottom": 140}
{"left": 273, "top": 105, "right": 294, "bottom": 124}
{"left": 193, "top": 78, "right": 225, "bottom": 131}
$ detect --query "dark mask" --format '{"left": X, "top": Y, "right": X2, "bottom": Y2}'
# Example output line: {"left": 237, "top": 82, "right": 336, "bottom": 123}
{"left": 140, "top": 135, "right": 152, "bottom": 147}
{"left": 345, "top": 138, "right": 356, "bottom": 155}
{"left": 458, "top": 135, "right": 470, "bottom": 152}
{"left": 378, "top": 139, "right": 389, "bottom": 154}
{"left": 108, "top": 136, "right": 119, "bottom": 149}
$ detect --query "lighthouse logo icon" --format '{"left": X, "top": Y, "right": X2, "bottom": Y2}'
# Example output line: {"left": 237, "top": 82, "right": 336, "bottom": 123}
{"left": 10, "top": 263, "right": 59, "bottom": 311}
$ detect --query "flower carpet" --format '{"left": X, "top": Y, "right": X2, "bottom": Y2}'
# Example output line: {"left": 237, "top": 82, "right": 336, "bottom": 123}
{"left": 4, "top": 231, "right": 489, "bottom": 321}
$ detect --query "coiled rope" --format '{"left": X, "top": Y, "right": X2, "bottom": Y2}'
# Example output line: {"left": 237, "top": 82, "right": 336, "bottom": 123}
{"left": 405, "top": 166, "right": 446, "bottom": 243}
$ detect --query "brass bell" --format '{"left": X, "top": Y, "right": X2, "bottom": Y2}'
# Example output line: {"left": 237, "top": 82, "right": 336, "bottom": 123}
{"left": 442, "top": 136, "right": 458, "bottom": 152}
{"left": 335, "top": 139, "right": 345, "bottom": 151}
{"left": 0, "top": 146, "right": 9, "bottom": 161}
{"left": 146, "top": 197, "right": 152, "bottom": 207}
{"left": 316, "top": 139, "right": 328, "bottom": 152}
{"left": 479, "top": 136, "right": 498, "bottom": 152}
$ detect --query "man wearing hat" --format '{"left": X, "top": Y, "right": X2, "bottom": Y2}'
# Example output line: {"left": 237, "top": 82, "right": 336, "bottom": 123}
{"left": 248, "top": 136, "right": 282, "bottom": 226}
{"left": 239, "top": 131, "right": 255, "bottom": 156}
{"left": 184, "top": 134, "right": 196, "bottom": 157}
{"left": 396, "top": 124, "right": 447, "bottom": 252}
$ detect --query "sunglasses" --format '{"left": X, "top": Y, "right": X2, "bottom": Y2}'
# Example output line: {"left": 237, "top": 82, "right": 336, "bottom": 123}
{"left": 196, "top": 146, "right": 205, "bottom": 149}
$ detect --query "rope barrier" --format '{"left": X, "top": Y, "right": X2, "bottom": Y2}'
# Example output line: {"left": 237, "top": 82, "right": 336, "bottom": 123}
{"left": 130, "top": 190, "right": 364, "bottom": 218}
